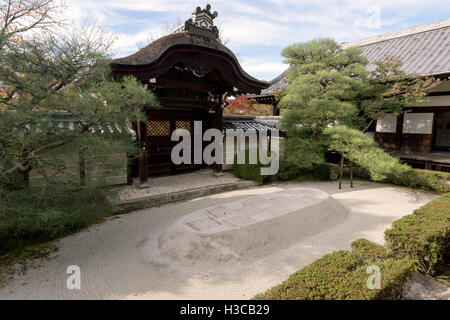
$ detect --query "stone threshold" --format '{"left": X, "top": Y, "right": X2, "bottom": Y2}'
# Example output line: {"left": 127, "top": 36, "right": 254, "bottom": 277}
{"left": 108, "top": 180, "right": 261, "bottom": 214}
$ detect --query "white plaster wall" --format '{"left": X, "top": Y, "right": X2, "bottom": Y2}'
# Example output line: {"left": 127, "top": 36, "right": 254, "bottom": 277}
{"left": 376, "top": 114, "right": 397, "bottom": 133}
{"left": 402, "top": 113, "right": 434, "bottom": 134}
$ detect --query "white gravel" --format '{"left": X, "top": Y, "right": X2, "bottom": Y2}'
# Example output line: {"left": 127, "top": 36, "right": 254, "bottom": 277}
{"left": 0, "top": 181, "right": 438, "bottom": 300}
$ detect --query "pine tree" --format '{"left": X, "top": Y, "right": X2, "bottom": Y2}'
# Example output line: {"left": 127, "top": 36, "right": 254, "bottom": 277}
{"left": 279, "top": 38, "right": 438, "bottom": 169}
{"left": 0, "top": 1, "right": 159, "bottom": 189}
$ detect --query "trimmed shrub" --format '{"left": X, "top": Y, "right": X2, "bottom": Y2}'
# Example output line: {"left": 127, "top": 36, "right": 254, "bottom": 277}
{"left": 277, "top": 161, "right": 331, "bottom": 181}
{"left": 232, "top": 149, "right": 275, "bottom": 183}
{"left": 312, "top": 164, "right": 331, "bottom": 180}
{"left": 253, "top": 239, "right": 415, "bottom": 300}
{"left": 277, "top": 161, "right": 305, "bottom": 181}
{"left": 385, "top": 193, "right": 450, "bottom": 275}
{"left": 387, "top": 169, "right": 450, "bottom": 193}
{"left": 351, "top": 238, "right": 388, "bottom": 262}
{"left": 0, "top": 186, "right": 112, "bottom": 240}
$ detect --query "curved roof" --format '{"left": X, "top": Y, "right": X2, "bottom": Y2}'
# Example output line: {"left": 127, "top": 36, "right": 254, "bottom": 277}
{"left": 111, "top": 5, "right": 268, "bottom": 94}
{"left": 111, "top": 32, "right": 268, "bottom": 91}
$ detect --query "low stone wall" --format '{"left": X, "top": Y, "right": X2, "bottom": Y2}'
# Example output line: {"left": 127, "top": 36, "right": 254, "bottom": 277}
{"left": 29, "top": 152, "right": 127, "bottom": 187}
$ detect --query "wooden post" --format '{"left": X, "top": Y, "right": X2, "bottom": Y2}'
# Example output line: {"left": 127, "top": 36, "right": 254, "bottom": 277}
{"left": 138, "top": 151, "right": 149, "bottom": 186}
{"left": 396, "top": 114, "right": 404, "bottom": 151}
{"left": 272, "top": 102, "right": 280, "bottom": 116}
{"left": 339, "top": 154, "right": 344, "bottom": 190}
{"left": 137, "top": 120, "right": 149, "bottom": 186}
{"left": 215, "top": 105, "right": 223, "bottom": 173}
{"left": 350, "top": 160, "right": 354, "bottom": 188}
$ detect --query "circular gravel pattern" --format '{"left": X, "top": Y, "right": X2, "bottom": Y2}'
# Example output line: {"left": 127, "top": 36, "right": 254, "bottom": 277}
{"left": 0, "top": 181, "right": 437, "bottom": 300}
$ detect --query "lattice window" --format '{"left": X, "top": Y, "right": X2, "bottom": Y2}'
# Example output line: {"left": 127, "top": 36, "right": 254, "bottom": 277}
{"left": 146, "top": 120, "right": 170, "bottom": 137}
{"left": 174, "top": 120, "right": 192, "bottom": 136}
{"left": 176, "top": 120, "right": 191, "bottom": 131}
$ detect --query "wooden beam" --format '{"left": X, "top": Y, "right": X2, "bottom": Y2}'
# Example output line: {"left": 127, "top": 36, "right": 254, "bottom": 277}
{"left": 153, "top": 79, "right": 219, "bottom": 91}
{"left": 404, "top": 106, "right": 450, "bottom": 113}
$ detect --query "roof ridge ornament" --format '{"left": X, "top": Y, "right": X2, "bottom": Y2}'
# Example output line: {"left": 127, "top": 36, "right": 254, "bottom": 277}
{"left": 182, "top": 4, "right": 219, "bottom": 39}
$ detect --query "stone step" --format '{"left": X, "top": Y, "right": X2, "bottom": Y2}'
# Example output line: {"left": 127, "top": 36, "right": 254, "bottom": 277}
{"left": 109, "top": 180, "right": 261, "bottom": 214}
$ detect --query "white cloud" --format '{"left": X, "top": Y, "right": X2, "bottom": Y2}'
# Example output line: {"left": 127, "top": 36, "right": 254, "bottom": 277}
{"left": 61, "top": 0, "right": 449, "bottom": 79}
{"left": 221, "top": 18, "right": 293, "bottom": 46}
{"left": 239, "top": 58, "right": 288, "bottom": 81}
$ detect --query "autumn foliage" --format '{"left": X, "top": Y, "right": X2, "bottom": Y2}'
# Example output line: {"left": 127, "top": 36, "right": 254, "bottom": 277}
{"left": 223, "top": 96, "right": 257, "bottom": 115}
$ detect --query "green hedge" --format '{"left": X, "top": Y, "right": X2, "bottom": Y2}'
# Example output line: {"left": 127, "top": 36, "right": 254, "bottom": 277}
{"left": 0, "top": 186, "right": 111, "bottom": 240}
{"left": 232, "top": 149, "right": 275, "bottom": 183}
{"left": 385, "top": 193, "right": 450, "bottom": 276}
{"left": 277, "top": 161, "right": 331, "bottom": 181}
{"left": 388, "top": 169, "right": 450, "bottom": 194}
{"left": 253, "top": 239, "right": 414, "bottom": 300}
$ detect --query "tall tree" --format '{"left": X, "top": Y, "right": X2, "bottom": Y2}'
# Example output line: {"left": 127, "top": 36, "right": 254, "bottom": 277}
{"left": 280, "top": 38, "right": 369, "bottom": 168}
{"left": 0, "top": 9, "right": 158, "bottom": 189}
{"left": 279, "top": 38, "right": 438, "bottom": 169}
{"left": 0, "top": 0, "right": 62, "bottom": 49}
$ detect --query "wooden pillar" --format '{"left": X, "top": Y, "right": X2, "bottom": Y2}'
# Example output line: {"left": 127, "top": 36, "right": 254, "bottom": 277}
{"left": 396, "top": 114, "right": 404, "bottom": 151}
{"left": 272, "top": 102, "right": 280, "bottom": 116}
{"left": 215, "top": 105, "right": 223, "bottom": 173}
{"left": 137, "top": 120, "right": 149, "bottom": 186}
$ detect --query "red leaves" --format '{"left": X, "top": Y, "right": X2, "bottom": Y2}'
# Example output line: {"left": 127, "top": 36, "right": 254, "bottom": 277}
{"left": 223, "top": 96, "right": 257, "bottom": 115}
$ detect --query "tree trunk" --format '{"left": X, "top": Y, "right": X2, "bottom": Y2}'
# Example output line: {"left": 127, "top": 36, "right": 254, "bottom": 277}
{"left": 339, "top": 154, "right": 344, "bottom": 190}
{"left": 79, "top": 149, "right": 86, "bottom": 186}
{"left": 350, "top": 161, "right": 354, "bottom": 188}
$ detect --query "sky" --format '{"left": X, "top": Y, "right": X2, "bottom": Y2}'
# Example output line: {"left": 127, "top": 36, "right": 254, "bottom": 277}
{"left": 66, "top": 0, "right": 450, "bottom": 81}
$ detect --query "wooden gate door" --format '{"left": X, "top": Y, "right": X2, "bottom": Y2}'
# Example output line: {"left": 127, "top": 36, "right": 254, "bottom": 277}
{"left": 144, "top": 110, "right": 205, "bottom": 176}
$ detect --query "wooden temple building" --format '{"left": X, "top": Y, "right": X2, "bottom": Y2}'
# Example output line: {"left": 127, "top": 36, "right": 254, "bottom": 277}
{"left": 110, "top": 5, "right": 271, "bottom": 184}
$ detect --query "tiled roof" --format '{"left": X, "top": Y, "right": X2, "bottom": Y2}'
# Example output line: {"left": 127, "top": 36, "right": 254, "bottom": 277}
{"left": 223, "top": 115, "right": 281, "bottom": 132}
{"left": 8, "top": 110, "right": 136, "bottom": 138}
{"left": 259, "top": 73, "right": 288, "bottom": 96}
{"left": 341, "top": 18, "right": 450, "bottom": 76}
{"left": 263, "top": 19, "right": 450, "bottom": 96}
